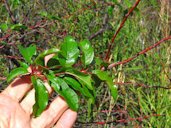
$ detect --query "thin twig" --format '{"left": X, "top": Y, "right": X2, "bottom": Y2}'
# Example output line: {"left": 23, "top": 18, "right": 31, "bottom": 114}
{"left": 0, "top": 33, "right": 11, "bottom": 42}
{"left": 0, "top": 77, "right": 6, "bottom": 81}
{"left": 77, "top": 113, "right": 162, "bottom": 125}
{"left": 89, "top": 14, "right": 109, "bottom": 40}
{"left": 3, "top": 0, "right": 17, "bottom": 23}
{"left": 108, "top": 36, "right": 171, "bottom": 69}
{"left": 114, "top": 82, "right": 171, "bottom": 89}
{"left": 105, "top": 0, "right": 141, "bottom": 61}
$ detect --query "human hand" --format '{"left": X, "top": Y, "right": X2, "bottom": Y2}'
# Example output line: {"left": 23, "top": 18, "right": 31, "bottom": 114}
{"left": 0, "top": 55, "right": 77, "bottom": 128}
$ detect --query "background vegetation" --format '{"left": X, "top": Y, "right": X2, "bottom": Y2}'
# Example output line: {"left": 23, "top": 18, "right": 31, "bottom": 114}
{"left": 0, "top": 0, "right": 170, "bottom": 127}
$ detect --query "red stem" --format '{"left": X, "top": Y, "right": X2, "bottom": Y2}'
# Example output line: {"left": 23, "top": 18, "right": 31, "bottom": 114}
{"left": 94, "top": 113, "right": 161, "bottom": 125}
{"left": 105, "top": 0, "right": 141, "bottom": 61}
{"left": 3, "top": 55, "right": 23, "bottom": 60}
{"left": 108, "top": 36, "right": 171, "bottom": 69}
{"left": 0, "top": 33, "right": 11, "bottom": 42}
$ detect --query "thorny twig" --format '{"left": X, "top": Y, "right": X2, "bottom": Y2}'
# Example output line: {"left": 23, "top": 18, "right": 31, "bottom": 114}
{"left": 105, "top": 0, "right": 141, "bottom": 61}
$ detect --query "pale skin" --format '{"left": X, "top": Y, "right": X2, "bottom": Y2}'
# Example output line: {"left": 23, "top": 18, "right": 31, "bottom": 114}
{"left": 0, "top": 54, "right": 77, "bottom": 128}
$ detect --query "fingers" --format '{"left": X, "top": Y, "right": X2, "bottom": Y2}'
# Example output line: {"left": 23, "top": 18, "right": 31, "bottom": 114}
{"left": 54, "top": 109, "right": 77, "bottom": 128}
{"left": 31, "top": 96, "right": 68, "bottom": 128}
{"left": 0, "top": 94, "right": 31, "bottom": 128}
{"left": 2, "top": 76, "right": 32, "bottom": 102}
{"left": 20, "top": 89, "right": 35, "bottom": 114}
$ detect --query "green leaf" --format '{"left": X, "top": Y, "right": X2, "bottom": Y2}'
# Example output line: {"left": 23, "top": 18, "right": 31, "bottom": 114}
{"left": 31, "top": 76, "right": 49, "bottom": 117}
{"left": 92, "top": 70, "right": 118, "bottom": 100}
{"left": 95, "top": 57, "right": 103, "bottom": 68}
{"left": 112, "top": 0, "right": 118, "bottom": 3}
{"left": 0, "top": 23, "right": 8, "bottom": 31}
{"left": 49, "top": 76, "right": 79, "bottom": 111}
{"left": 87, "top": 98, "right": 94, "bottom": 119}
{"left": 11, "top": 23, "right": 27, "bottom": 31}
{"left": 58, "top": 36, "right": 79, "bottom": 67}
{"left": 107, "top": 6, "right": 114, "bottom": 16}
{"left": 64, "top": 77, "right": 94, "bottom": 98}
{"left": 18, "top": 61, "right": 29, "bottom": 69}
{"left": 46, "top": 73, "right": 60, "bottom": 91}
{"left": 125, "top": 0, "right": 132, "bottom": 8}
{"left": 79, "top": 39, "right": 94, "bottom": 66}
{"left": 34, "top": 48, "right": 59, "bottom": 66}
{"left": 7, "top": 67, "right": 28, "bottom": 83}
{"left": 39, "top": 11, "right": 48, "bottom": 17}
{"left": 64, "top": 36, "right": 76, "bottom": 43}
{"left": 39, "top": 11, "right": 61, "bottom": 21}
{"left": 64, "top": 77, "right": 82, "bottom": 91}
{"left": 1, "top": 41, "right": 7, "bottom": 45}
{"left": 49, "top": 15, "right": 61, "bottom": 21}
{"left": 66, "top": 70, "right": 93, "bottom": 90}
{"left": 18, "top": 44, "right": 36, "bottom": 64}
{"left": 12, "top": 0, "right": 21, "bottom": 7}
{"left": 82, "top": 85, "right": 94, "bottom": 98}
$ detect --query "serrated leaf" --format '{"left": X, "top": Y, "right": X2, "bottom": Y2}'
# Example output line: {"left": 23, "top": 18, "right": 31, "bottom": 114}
{"left": 18, "top": 44, "right": 36, "bottom": 64}
{"left": 34, "top": 48, "right": 59, "bottom": 66}
{"left": 79, "top": 39, "right": 94, "bottom": 66}
{"left": 58, "top": 36, "right": 79, "bottom": 67}
{"left": 50, "top": 77, "right": 79, "bottom": 111}
{"left": 92, "top": 70, "right": 118, "bottom": 100}
{"left": 31, "top": 76, "right": 49, "bottom": 117}
{"left": 66, "top": 70, "right": 93, "bottom": 90}
{"left": 7, "top": 67, "right": 28, "bottom": 83}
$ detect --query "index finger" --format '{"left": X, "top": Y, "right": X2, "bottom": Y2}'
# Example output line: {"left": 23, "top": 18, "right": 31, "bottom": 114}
{"left": 2, "top": 75, "right": 32, "bottom": 102}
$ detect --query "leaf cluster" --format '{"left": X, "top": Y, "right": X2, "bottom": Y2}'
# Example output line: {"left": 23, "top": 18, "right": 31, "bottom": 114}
{"left": 7, "top": 36, "right": 118, "bottom": 117}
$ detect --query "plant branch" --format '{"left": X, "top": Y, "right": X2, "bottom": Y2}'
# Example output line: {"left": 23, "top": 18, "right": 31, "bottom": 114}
{"left": 3, "top": 0, "right": 17, "bottom": 23}
{"left": 89, "top": 13, "right": 109, "bottom": 40}
{"left": 105, "top": 0, "right": 141, "bottom": 61}
{"left": 108, "top": 36, "right": 171, "bottom": 69}
{"left": 77, "top": 113, "right": 162, "bottom": 125}
{"left": 114, "top": 82, "right": 171, "bottom": 90}
{"left": 0, "top": 33, "right": 11, "bottom": 42}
